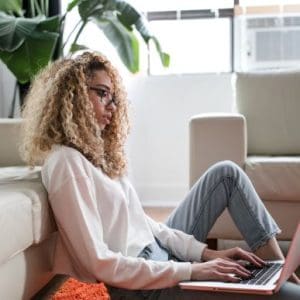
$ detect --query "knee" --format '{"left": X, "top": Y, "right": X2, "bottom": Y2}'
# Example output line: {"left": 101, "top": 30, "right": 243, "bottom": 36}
{"left": 208, "top": 160, "right": 242, "bottom": 179}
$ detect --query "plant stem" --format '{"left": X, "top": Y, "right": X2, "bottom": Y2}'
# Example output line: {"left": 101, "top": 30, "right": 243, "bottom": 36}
{"left": 68, "top": 21, "right": 86, "bottom": 53}
{"left": 60, "top": 13, "right": 67, "bottom": 24}
{"left": 40, "top": 0, "right": 45, "bottom": 15}
{"left": 45, "top": 0, "right": 49, "bottom": 17}
{"left": 30, "top": 0, "right": 35, "bottom": 17}
{"left": 62, "top": 19, "right": 82, "bottom": 50}
{"left": 33, "top": 0, "right": 42, "bottom": 15}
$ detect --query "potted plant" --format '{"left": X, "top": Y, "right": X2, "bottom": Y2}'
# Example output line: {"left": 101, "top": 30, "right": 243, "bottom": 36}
{"left": 0, "top": 0, "right": 169, "bottom": 111}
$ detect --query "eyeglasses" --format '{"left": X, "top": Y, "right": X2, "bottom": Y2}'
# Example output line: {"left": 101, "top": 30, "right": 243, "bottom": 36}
{"left": 89, "top": 86, "right": 117, "bottom": 107}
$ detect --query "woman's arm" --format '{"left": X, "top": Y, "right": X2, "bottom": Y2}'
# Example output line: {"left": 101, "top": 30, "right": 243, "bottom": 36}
{"left": 123, "top": 178, "right": 207, "bottom": 262}
{"left": 145, "top": 215, "right": 207, "bottom": 262}
{"left": 48, "top": 174, "right": 192, "bottom": 290}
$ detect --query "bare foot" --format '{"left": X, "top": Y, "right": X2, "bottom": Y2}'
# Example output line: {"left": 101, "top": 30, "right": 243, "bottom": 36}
{"left": 289, "top": 273, "right": 300, "bottom": 284}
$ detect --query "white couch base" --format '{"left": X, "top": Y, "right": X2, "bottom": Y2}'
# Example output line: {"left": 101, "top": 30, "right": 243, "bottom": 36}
{"left": 0, "top": 235, "right": 56, "bottom": 300}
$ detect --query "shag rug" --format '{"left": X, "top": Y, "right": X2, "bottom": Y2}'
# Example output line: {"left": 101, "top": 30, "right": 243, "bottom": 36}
{"left": 51, "top": 278, "right": 110, "bottom": 299}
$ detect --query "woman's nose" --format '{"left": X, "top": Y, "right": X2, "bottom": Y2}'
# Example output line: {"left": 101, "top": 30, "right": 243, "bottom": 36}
{"left": 106, "top": 101, "right": 117, "bottom": 112}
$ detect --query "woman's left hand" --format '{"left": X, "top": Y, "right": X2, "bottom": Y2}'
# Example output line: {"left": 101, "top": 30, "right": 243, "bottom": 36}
{"left": 201, "top": 247, "right": 265, "bottom": 268}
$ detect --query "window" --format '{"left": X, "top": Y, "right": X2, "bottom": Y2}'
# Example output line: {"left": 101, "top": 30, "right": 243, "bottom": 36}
{"left": 62, "top": 1, "right": 300, "bottom": 75}
{"left": 134, "top": 0, "right": 235, "bottom": 74}
{"left": 148, "top": 18, "right": 232, "bottom": 74}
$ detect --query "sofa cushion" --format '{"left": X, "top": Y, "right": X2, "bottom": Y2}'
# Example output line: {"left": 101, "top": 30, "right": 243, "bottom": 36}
{"left": 0, "top": 166, "right": 41, "bottom": 183}
{"left": 0, "top": 190, "right": 33, "bottom": 265}
{"left": 0, "top": 167, "right": 56, "bottom": 264}
{"left": 245, "top": 156, "right": 300, "bottom": 201}
{"left": 235, "top": 71, "right": 300, "bottom": 155}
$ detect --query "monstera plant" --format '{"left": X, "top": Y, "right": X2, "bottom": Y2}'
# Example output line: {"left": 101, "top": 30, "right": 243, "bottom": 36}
{"left": 0, "top": 0, "right": 169, "bottom": 85}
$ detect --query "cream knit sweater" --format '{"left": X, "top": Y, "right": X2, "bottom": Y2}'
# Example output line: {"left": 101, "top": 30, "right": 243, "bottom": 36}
{"left": 41, "top": 145, "right": 207, "bottom": 289}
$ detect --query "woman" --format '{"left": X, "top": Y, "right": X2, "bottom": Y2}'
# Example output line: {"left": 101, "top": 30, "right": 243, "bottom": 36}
{"left": 20, "top": 52, "right": 299, "bottom": 299}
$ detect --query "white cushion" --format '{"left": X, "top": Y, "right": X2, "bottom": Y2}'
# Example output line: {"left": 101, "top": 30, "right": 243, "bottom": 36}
{"left": 0, "top": 166, "right": 56, "bottom": 264}
{"left": 0, "top": 181, "right": 56, "bottom": 245}
{"left": 0, "top": 191, "right": 33, "bottom": 265}
{"left": 245, "top": 156, "right": 300, "bottom": 201}
{"left": 0, "top": 166, "right": 41, "bottom": 183}
{"left": 235, "top": 71, "right": 300, "bottom": 155}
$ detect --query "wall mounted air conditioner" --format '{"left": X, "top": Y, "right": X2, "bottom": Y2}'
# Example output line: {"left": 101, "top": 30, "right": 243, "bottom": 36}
{"left": 235, "top": 14, "right": 300, "bottom": 71}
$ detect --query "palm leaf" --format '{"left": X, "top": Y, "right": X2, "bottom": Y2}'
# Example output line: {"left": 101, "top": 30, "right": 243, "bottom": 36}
{"left": 77, "top": 0, "right": 169, "bottom": 70}
{"left": 0, "top": 12, "right": 42, "bottom": 51}
{"left": 0, "top": 14, "right": 61, "bottom": 83}
{"left": 0, "top": 30, "right": 59, "bottom": 83}
{"left": 91, "top": 12, "right": 139, "bottom": 72}
{"left": 0, "top": 0, "right": 22, "bottom": 16}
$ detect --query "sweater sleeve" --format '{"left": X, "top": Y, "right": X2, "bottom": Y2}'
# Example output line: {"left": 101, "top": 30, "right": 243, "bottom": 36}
{"left": 145, "top": 215, "right": 207, "bottom": 263}
{"left": 124, "top": 178, "right": 207, "bottom": 263}
{"left": 48, "top": 174, "right": 192, "bottom": 290}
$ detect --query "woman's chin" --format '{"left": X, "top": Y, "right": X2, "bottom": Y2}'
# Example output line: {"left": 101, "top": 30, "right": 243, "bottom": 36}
{"left": 99, "top": 119, "right": 110, "bottom": 130}
{"left": 99, "top": 122, "right": 108, "bottom": 130}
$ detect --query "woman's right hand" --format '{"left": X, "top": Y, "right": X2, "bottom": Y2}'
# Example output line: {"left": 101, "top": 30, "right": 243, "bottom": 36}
{"left": 191, "top": 258, "right": 252, "bottom": 282}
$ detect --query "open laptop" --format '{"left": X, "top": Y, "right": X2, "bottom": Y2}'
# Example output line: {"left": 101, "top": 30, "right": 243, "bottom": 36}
{"left": 179, "top": 223, "right": 300, "bottom": 295}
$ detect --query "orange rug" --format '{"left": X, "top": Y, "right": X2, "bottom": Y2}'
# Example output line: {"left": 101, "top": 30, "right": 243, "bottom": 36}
{"left": 51, "top": 278, "right": 110, "bottom": 299}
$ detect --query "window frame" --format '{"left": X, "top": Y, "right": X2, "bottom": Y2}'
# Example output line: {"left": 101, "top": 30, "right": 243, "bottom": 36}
{"left": 145, "top": 6, "right": 236, "bottom": 74}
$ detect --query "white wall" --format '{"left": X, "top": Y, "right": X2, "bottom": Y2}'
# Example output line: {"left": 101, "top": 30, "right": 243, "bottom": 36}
{"left": 126, "top": 73, "right": 234, "bottom": 206}
{"left": 0, "top": 57, "right": 234, "bottom": 207}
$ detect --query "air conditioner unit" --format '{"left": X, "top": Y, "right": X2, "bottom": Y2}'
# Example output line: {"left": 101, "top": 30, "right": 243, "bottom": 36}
{"left": 235, "top": 14, "right": 300, "bottom": 71}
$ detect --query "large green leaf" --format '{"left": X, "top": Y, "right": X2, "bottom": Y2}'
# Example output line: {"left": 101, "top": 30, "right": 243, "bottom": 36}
{"left": 102, "top": 1, "right": 170, "bottom": 68}
{"left": 134, "top": 17, "right": 170, "bottom": 67}
{"left": 113, "top": 0, "right": 140, "bottom": 30}
{"left": 0, "top": 32, "right": 59, "bottom": 83}
{"left": 0, "top": 27, "right": 59, "bottom": 83}
{"left": 70, "top": 42, "right": 89, "bottom": 53}
{"left": 37, "top": 15, "right": 61, "bottom": 32}
{"left": 78, "top": 0, "right": 105, "bottom": 21}
{"left": 131, "top": 14, "right": 170, "bottom": 67}
{"left": 0, "top": 12, "right": 43, "bottom": 51}
{"left": 107, "top": 1, "right": 151, "bottom": 42}
{"left": 76, "top": 0, "right": 169, "bottom": 72}
{"left": 150, "top": 36, "right": 170, "bottom": 67}
{"left": 67, "top": 0, "right": 82, "bottom": 12}
{"left": 91, "top": 12, "right": 139, "bottom": 73}
{"left": 0, "top": 0, "right": 22, "bottom": 16}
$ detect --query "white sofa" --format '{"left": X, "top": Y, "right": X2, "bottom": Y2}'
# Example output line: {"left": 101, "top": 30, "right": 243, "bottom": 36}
{"left": 0, "top": 119, "right": 57, "bottom": 299}
{"left": 189, "top": 71, "right": 300, "bottom": 244}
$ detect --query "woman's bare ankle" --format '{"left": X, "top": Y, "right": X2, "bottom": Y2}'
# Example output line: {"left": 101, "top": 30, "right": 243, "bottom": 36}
{"left": 254, "top": 237, "right": 284, "bottom": 260}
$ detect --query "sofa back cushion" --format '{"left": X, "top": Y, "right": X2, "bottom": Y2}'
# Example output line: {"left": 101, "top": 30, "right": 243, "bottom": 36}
{"left": 0, "top": 118, "right": 24, "bottom": 166}
{"left": 234, "top": 71, "right": 300, "bottom": 155}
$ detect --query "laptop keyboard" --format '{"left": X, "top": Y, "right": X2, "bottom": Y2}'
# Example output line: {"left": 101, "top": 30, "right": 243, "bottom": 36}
{"left": 240, "top": 262, "right": 283, "bottom": 285}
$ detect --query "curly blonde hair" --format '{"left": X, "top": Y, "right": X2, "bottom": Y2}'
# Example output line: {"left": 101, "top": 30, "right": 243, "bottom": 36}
{"left": 20, "top": 52, "right": 130, "bottom": 178}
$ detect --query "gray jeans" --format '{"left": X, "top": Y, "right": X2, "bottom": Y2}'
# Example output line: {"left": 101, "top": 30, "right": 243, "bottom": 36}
{"left": 108, "top": 161, "right": 300, "bottom": 299}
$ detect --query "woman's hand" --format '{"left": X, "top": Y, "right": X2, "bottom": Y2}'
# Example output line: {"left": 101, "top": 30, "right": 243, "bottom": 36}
{"left": 191, "top": 258, "right": 252, "bottom": 282}
{"left": 202, "top": 247, "right": 265, "bottom": 268}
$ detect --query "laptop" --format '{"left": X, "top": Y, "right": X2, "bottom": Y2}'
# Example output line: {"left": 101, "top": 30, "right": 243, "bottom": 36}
{"left": 179, "top": 223, "right": 300, "bottom": 295}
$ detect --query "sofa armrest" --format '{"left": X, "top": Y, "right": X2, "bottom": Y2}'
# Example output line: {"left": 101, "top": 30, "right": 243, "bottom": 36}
{"left": 189, "top": 113, "right": 247, "bottom": 187}
{"left": 0, "top": 118, "right": 24, "bottom": 166}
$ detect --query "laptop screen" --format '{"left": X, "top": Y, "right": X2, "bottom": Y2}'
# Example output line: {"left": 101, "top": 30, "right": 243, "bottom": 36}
{"left": 275, "top": 223, "right": 300, "bottom": 292}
